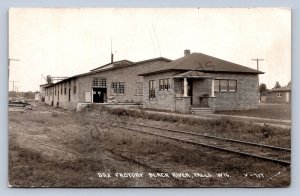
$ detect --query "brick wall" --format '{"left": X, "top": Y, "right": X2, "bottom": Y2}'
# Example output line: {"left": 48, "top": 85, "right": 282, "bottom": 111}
{"left": 78, "top": 59, "right": 170, "bottom": 104}
{"left": 211, "top": 73, "right": 258, "bottom": 111}
{"left": 143, "top": 71, "right": 180, "bottom": 111}
{"left": 45, "top": 59, "right": 169, "bottom": 110}
{"left": 192, "top": 79, "right": 211, "bottom": 105}
{"left": 174, "top": 97, "right": 191, "bottom": 113}
{"left": 143, "top": 71, "right": 259, "bottom": 112}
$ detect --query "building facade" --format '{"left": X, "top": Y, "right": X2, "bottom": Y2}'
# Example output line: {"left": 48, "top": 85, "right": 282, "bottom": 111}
{"left": 43, "top": 57, "right": 171, "bottom": 110}
{"left": 140, "top": 51, "right": 263, "bottom": 112}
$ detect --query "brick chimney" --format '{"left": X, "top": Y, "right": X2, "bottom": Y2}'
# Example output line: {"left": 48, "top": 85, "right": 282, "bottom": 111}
{"left": 184, "top": 49, "right": 191, "bottom": 56}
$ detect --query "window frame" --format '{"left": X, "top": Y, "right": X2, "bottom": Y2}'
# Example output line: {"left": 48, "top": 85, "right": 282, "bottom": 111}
{"left": 111, "top": 82, "right": 125, "bottom": 95}
{"left": 214, "top": 79, "right": 237, "bottom": 92}
{"left": 92, "top": 77, "right": 107, "bottom": 87}
{"left": 159, "top": 78, "right": 170, "bottom": 91}
{"left": 135, "top": 82, "right": 143, "bottom": 96}
{"left": 149, "top": 80, "right": 156, "bottom": 99}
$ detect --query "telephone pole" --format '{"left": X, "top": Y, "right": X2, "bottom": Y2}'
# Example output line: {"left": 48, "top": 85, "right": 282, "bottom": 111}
{"left": 8, "top": 58, "right": 20, "bottom": 79}
{"left": 252, "top": 58, "right": 264, "bottom": 102}
{"left": 10, "top": 81, "right": 19, "bottom": 92}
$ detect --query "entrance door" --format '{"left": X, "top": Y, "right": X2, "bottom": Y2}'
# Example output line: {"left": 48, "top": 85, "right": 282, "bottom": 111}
{"left": 93, "top": 88, "right": 107, "bottom": 103}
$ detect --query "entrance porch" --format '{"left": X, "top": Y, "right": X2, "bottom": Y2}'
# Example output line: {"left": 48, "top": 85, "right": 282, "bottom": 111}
{"left": 172, "top": 70, "right": 216, "bottom": 113}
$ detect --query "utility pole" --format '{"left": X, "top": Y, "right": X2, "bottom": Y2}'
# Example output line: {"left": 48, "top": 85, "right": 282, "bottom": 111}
{"left": 10, "top": 81, "right": 19, "bottom": 92}
{"left": 8, "top": 58, "right": 20, "bottom": 79}
{"left": 252, "top": 58, "right": 264, "bottom": 102}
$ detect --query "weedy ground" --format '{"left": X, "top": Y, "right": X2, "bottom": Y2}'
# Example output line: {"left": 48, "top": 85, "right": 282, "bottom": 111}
{"left": 9, "top": 103, "right": 290, "bottom": 187}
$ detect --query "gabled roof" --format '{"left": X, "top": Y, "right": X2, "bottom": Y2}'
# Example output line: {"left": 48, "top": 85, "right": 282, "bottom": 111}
{"left": 44, "top": 57, "right": 171, "bottom": 88}
{"left": 139, "top": 53, "right": 264, "bottom": 76}
{"left": 272, "top": 86, "right": 291, "bottom": 92}
{"left": 40, "top": 83, "right": 52, "bottom": 87}
{"left": 90, "top": 60, "right": 134, "bottom": 71}
{"left": 172, "top": 70, "right": 212, "bottom": 78}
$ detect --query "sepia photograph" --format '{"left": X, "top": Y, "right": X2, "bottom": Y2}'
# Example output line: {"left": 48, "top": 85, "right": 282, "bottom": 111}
{"left": 8, "top": 8, "right": 291, "bottom": 187}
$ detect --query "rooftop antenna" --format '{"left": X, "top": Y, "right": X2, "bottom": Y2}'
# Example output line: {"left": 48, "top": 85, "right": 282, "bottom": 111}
{"left": 152, "top": 24, "right": 161, "bottom": 57}
{"left": 111, "top": 37, "right": 114, "bottom": 63}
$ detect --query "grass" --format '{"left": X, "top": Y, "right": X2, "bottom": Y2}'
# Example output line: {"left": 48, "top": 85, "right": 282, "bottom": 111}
{"left": 215, "top": 103, "right": 291, "bottom": 120}
{"left": 9, "top": 103, "right": 291, "bottom": 187}
{"left": 84, "top": 105, "right": 291, "bottom": 148}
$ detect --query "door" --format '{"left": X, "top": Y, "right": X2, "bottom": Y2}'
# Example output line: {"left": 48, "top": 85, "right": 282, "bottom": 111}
{"left": 93, "top": 88, "right": 107, "bottom": 103}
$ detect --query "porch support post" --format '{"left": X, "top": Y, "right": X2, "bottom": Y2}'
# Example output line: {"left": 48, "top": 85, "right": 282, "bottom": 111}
{"left": 183, "top": 77, "right": 188, "bottom": 97}
{"left": 211, "top": 78, "right": 215, "bottom": 97}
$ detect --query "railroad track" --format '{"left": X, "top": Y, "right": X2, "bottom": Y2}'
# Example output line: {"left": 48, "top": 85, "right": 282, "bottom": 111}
{"left": 101, "top": 120, "right": 291, "bottom": 166}
{"left": 36, "top": 106, "right": 291, "bottom": 165}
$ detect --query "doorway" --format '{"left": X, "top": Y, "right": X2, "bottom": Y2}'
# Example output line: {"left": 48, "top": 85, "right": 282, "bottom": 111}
{"left": 187, "top": 79, "right": 193, "bottom": 104}
{"left": 92, "top": 88, "right": 107, "bottom": 103}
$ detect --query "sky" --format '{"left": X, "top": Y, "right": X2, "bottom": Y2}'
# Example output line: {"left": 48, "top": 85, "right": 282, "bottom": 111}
{"left": 9, "top": 8, "right": 291, "bottom": 92}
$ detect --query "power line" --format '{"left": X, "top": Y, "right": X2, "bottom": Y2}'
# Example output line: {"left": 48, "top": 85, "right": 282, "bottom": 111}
{"left": 251, "top": 58, "right": 264, "bottom": 71}
{"left": 152, "top": 24, "right": 161, "bottom": 57}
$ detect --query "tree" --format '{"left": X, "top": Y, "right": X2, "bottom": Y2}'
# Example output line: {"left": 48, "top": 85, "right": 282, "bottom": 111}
{"left": 259, "top": 83, "right": 267, "bottom": 93}
{"left": 274, "top": 81, "right": 281, "bottom": 89}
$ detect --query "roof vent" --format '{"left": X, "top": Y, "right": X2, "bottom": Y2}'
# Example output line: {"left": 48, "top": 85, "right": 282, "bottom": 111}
{"left": 184, "top": 49, "right": 191, "bottom": 56}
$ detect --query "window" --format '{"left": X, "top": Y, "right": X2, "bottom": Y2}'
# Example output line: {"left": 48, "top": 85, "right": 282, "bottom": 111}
{"left": 73, "top": 85, "right": 77, "bottom": 94}
{"left": 149, "top": 80, "right": 156, "bottom": 99}
{"left": 277, "top": 93, "right": 282, "bottom": 97}
{"left": 55, "top": 86, "right": 56, "bottom": 95}
{"left": 92, "top": 77, "right": 106, "bottom": 87}
{"left": 61, "top": 85, "right": 63, "bottom": 95}
{"left": 64, "top": 83, "right": 67, "bottom": 94}
{"left": 220, "top": 80, "right": 228, "bottom": 91}
{"left": 214, "top": 79, "right": 220, "bottom": 92}
{"left": 135, "top": 82, "right": 143, "bottom": 96}
{"left": 68, "top": 89, "right": 71, "bottom": 101}
{"left": 228, "top": 80, "right": 237, "bottom": 91}
{"left": 159, "top": 79, "right": 171, "bottom": 91}
{"left": 111, "top": 82, "right": 125, "bottom": 95}
{"left": 214, "top": 79, "right": 237, "bottom": 92}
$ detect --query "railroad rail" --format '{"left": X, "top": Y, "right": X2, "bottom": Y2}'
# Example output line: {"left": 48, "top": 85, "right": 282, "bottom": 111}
{"left": 101, "top": 120, "right": 291, "bottom": 166}
{"left": 35, "top": 105, "right": 291, "bottom": 166}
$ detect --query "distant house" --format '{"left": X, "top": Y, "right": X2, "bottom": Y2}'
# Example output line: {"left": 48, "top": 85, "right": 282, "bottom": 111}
{"left": 139, "top": 50, "right": 264, "bottom": 113}
{"left": 267, "top": 85, "right": 291, "bottom": 103}
{"left": 39, "top": 83, "right": 52, "bottom": 102}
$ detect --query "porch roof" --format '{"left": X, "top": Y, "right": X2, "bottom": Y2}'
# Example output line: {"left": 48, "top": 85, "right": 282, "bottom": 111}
{"left": 172, "top": 70, "right": 213, "bottom": 79}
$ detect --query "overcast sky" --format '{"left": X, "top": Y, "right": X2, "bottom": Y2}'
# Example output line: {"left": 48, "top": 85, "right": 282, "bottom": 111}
{"left": 9, "top": 8, "right": 291, "bottom": 92}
